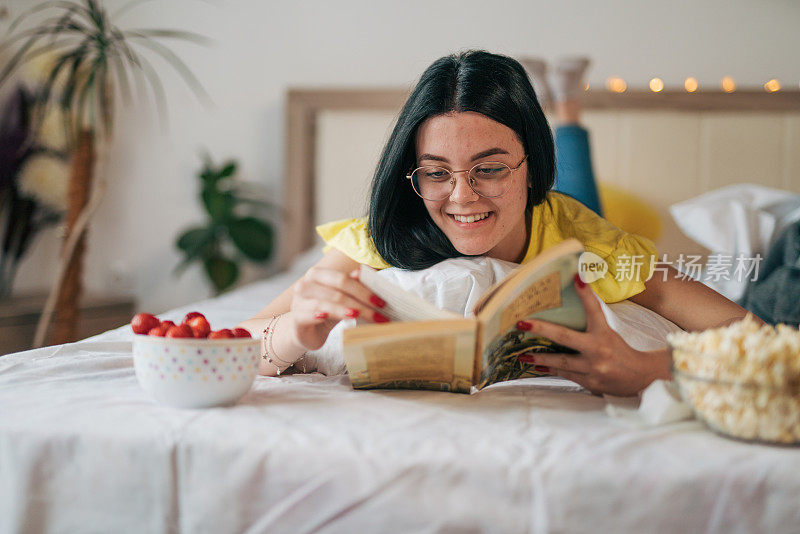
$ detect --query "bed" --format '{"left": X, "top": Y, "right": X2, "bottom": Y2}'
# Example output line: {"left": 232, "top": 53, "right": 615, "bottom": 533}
{"left": 2, "top": 88, "right": 800, "bottom": 533}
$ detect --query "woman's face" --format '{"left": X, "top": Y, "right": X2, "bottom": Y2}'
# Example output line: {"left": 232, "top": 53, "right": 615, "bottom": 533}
{"left": 414, "top": 111, "right": 530, "bottom": 263}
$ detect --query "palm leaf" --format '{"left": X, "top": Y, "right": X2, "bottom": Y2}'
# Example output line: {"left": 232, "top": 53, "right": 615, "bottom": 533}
{"left": 57, "top": 44, "right": 90, "bottom": 111}
{"left": 2, "top": 0, "right": 209, "bottom": 142}
{"left": 126, "top": 47, "right": 169, "bottom": 130}
{"left": 124, "top": 31, "right": 211, "bottom": 105}
{"left": 0, "top": 29, "right": 49, "bottom": 86}
{"left": 108, "top": 47, "right": 134, "bottom": 107}
{"left": 97, "top": 60, "right": 113, "bottom": 137}
{"left": 125, "top": 29, "right": 211, "bottom": 46}
{"left": 72, "top": 55, "right": 100, "bottom": 137}
{"left": 6, "top": 1, "right": 90, "bottom": 34}
{"left": 108, "top": 27, "right": 148, "bottom": 106}
{"left": 30, "top": 50, "right": 79, "bottom": 126}
{"left": 85, "top": 0, "right": 106, "bottom": 31}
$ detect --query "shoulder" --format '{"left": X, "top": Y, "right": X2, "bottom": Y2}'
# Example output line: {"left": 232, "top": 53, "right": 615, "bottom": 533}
{"left": 538, "top": 192, "right": 659, "bottom": 303}
{"left": 315, "top": 217, "right": 392, "bottom": 270}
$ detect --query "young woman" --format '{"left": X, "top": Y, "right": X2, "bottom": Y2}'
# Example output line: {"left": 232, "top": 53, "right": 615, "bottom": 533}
{"left": 239, "top": 50, "right": 753, "bottom": 396}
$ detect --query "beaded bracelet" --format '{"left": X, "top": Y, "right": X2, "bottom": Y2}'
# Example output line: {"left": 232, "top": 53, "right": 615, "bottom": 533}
{"left": 262, "top": 314, "right": 306, "bottom": 375}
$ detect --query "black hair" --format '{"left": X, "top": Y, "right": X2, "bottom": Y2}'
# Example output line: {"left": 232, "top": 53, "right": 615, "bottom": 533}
{"left": 368, "top": 50, "right": 555, "bottom": 270}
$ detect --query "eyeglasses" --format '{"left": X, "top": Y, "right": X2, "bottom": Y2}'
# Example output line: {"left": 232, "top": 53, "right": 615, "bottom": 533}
{"left": 406, "top": 155, "right": 528, "bottom": 201}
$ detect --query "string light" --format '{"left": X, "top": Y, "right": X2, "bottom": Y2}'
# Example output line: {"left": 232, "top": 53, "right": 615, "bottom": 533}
{"left": 605, "top": 77, "right": 627, "bottom": 93}
{"left": 592, "top": 74, "right": 797, "bottom": 93}
{"left": 585, "top": 83, "right": 590, "bottom": 91}
{"left": 764, "top": 79, "right": 781, "bottom": 92}
{"left": 721, "top": 76, "right": 736, "bottom": 93}
{"left": 649, "top": 78, "right": 664, "bottom": 92}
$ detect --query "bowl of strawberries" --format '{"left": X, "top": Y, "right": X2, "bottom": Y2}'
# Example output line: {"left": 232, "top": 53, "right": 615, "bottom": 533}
{"left": 131, "top": 311, "right": 261, "bottom": 408}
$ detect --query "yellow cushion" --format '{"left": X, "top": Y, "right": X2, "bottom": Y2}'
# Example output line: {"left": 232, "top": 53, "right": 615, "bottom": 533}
{"left": 598, "top": 182, "right": 662, "bottom": 242}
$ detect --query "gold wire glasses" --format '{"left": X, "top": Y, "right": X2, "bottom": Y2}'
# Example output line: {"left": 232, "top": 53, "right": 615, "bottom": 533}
{"left": 406, "top": 155, "right": 527, "bottom": 201}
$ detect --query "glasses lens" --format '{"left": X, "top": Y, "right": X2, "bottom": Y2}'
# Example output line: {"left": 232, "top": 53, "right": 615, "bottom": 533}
{"left": 469, "top": 162, "right": 513, "bottom": 198}
{"left": 411, "top": 167, "right": 452, "bottom": 200}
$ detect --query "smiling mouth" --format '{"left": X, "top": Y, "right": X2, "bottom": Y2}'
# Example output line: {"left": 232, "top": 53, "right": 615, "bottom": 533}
{"left": 449, "top": 212, "right": 491, "bottom": 224}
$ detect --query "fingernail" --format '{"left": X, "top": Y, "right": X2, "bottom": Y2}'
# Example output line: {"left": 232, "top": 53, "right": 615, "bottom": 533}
{"left": 534, "top": 365, "right": 550, "bottom": 373}
{"left": 574, "top": 273, "right": 586, "bottom": 288}
{"left": 313, "top": 311, "right": 329, "bottom": 320}
{"left": 345, "top": 308, "right": 360, "bottom": 318}
{"left": 373, "top": 312, "right": 390, "bottom": 323}
{"left": 516, "top": 320, "right": 533, "bottom": 331}
{"left": 518, "top": 354, "right": 535, "bottom": 363}
{"left": 369, "top": 294, "right": 386, "bottom": 308}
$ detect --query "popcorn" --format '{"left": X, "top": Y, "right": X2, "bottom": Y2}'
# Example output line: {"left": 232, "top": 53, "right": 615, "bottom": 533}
{"left": 667, "top": 316, "right": 800, "bottom": 444}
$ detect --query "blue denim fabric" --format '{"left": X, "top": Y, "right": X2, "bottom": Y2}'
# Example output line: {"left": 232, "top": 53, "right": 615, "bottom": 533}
{"left": 554, "top": 124, "right": 603, "bottom": 216}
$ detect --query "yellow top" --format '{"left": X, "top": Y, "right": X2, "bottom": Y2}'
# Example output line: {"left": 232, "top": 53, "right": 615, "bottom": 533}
{"left": 315, "top": 192, "right": 656, "bottom": 303}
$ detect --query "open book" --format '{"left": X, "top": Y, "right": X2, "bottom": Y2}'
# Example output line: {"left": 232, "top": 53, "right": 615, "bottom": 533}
{"left": 342, "top": 239, "right": 587, "bottom": 393}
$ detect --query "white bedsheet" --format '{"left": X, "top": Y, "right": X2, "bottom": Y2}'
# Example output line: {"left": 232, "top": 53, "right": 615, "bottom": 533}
{"left": 2, "top": 253, "right": 799, "bottom": 533}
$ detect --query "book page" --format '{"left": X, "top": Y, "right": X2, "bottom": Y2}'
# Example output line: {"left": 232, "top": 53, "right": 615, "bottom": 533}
{"left": 474, "top": 240, "right": 587, "bottom": 389}
{"left": 499, "top": 271, "right": 561, "bottom": 333}
{"left": 342, "top": 320, "right": 476, "bottom": 394}
{"left": 472, "top": 239, "right": 583, "bottom": 316}
{"left": 358, "top": 265, "right": 460, "bottom": 322}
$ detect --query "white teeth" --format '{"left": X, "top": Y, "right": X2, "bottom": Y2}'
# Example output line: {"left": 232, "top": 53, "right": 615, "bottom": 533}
{"left": 453, "top": 212, "right": 489, "bottom": 223}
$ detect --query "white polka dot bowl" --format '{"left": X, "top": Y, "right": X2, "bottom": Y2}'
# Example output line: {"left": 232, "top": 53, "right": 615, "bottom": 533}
{"left": 133, "top": 334, "right": 261, "bottom": 408}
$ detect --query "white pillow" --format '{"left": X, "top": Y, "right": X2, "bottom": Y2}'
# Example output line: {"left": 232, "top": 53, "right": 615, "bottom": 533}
{"left": 670, "top": 184, "right": 800, "bottom": 301}
{"left": 305, "top": 257, "right": 680, "bottom": 376}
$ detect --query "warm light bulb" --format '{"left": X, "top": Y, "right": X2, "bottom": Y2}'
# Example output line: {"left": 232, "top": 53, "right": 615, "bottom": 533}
{"left": 649, "top": 78, "right": 664, "bottom": 92}
{"left": 721, "top": 76, "right": 736, "bottom": 93}
{"left": 764, "top": 79, "right": 781, "bottom": 92}
{"left": 684, "top": 77, "right": 698, "bottom": 92}
{"left": 605, "top": 77, "right": 627, "bottom": 93}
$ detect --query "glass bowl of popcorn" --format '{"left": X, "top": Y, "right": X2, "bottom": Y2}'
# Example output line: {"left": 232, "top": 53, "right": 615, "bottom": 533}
{"left": 667, "top": 316, "right": 800, "bottom": 446}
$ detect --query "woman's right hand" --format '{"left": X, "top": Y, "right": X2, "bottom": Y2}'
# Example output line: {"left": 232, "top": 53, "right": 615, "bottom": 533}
{"left": 288, "top": 265, "right": 389, "bottom": 351}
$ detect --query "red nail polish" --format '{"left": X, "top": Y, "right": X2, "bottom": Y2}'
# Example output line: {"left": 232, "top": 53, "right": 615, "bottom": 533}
{"left": 516, "top": 320, "right": 532, "bottom": 331}
{"left": 345, "top": 308, "right": 360, "bottom": 318}
{"left": 574, "top": 273, "right": 586, "bottom": 288}
{"left": 374, "top": 312, "right": 390, "bottom": 323}
{"left": 534, "top": 365, "right": 550, "bottom": 373}
{"left": 313, "top": 311, "right": 329, "bottom": 320}
{"left": 518, "top": 354, "right": 535, "bottom": 364}
{"left": 369, "top": 294, "right": 386, "bottom": 308}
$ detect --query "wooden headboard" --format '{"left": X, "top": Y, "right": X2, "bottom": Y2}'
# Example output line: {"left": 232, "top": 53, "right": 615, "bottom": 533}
{"left": 283, "top": 89, "right": 800, "bottom": 267}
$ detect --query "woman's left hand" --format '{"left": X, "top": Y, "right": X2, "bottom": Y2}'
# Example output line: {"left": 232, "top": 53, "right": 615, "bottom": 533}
{"left": 516, "top": 274, "right": 671, "bottom": 397}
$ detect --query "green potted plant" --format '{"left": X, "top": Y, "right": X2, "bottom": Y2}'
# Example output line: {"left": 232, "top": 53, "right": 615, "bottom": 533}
{"left": 0, "top": 0, "right": 208, "bottom": 346}
{"left": 176, "top": 153, "right": 276, "bottom": 295}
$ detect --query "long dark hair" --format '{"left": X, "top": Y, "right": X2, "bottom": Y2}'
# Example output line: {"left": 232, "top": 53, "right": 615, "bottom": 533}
{"left": 368, "top": 50, "right": 555, "bottom": 270}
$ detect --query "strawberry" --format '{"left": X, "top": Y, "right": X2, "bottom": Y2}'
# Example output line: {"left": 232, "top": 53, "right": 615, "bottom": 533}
{"left": 187, "top": 316, "right": 211, "bottom": 338}
{"left": 160, "top": 320, "right": 176, "bottom": 330}
{"left": 208, "top": 329, "right": 235, "bottom": 339}
{"left": 232, "top": 328, "right": 252, "bottom": 338}
{"left": 166, "top": 324, "right": 194, "bottom": 338}
{"left": 182, "top": 311, "right": 205, "bottom": 324}
{"left": 148, "top": 324, "right": 169, "bottom": 337}
{"left": 131, "top": 313, "right": 160, "bottom": 335}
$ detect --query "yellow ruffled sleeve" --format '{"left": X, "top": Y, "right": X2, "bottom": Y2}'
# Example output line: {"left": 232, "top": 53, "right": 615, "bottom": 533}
{"left": 529, "top": 192, "right": 657, "bottom": 303}
{"left": 315, "top": 217, "right": 392, "bottom": 270}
